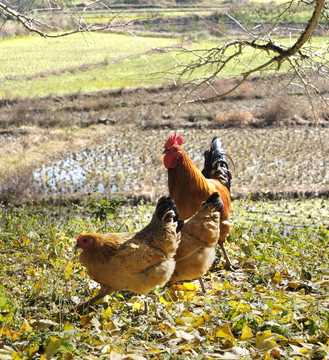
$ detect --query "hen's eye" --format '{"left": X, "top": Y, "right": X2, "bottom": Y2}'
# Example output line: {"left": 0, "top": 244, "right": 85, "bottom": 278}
{"left": 83, "top": 238, "right": 88, "bottom": 243}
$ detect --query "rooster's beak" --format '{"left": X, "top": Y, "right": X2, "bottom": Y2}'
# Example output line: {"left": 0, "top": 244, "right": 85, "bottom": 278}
{"left": 163, "top": 149, "right": 169, "bottom": 154}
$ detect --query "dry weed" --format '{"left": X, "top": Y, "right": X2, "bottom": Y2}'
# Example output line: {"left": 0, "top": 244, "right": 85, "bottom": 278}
{"left": 10, "top": 101, "right": 30, "bottom": 127}
{"left": 199, "top": 79, "right": 263, "bottom": 101}
{"left": 300, "top": 104, "right": 329, "bottom": 125}
{"left": 214, "top": 108, "right": 255, "bottom": 126}
{"left": 260, "top": 97, "right": 296, "bottom": 125}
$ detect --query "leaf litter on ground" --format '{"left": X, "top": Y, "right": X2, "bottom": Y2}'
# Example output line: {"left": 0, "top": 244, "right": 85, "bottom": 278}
{"left": 0, "top": 199, "right": 328, "bottom": 359}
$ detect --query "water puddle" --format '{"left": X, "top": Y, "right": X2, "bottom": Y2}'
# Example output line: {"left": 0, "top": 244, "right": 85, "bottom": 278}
{"left": 32, "top": 146, "right": 169, "bottom": 197}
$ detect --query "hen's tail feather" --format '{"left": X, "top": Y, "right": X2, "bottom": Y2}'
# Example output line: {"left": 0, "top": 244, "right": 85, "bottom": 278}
{"left": 202, "top": 136, "right": 234, "bottom": 190}
{"left": 155, "top": 196, "right": 183, "bottom": 233}
{"left": 204, "top": 192, "right": 224, "bottom": 213}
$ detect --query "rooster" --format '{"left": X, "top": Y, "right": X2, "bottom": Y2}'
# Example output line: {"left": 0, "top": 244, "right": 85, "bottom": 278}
{"left": 163, "top": 134, "right": 235, "bottom": 271}
{"left": 168, "top": 192, "right": 223, "bottom": 290}
{"left": 75, "top": 196, "right": 183, "bottom": 312}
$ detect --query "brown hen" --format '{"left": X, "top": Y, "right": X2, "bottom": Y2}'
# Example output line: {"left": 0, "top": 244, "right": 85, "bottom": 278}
{"left": 76, "top": 196, "right": 183, "bottom": 311}
{"left": 168, "top": 193, "right": 223, "bottom": 289}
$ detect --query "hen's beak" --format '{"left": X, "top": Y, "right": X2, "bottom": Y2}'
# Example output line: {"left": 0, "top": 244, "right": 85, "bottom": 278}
{"left": 75, "top": 243, "right": 81, "bottom": 251}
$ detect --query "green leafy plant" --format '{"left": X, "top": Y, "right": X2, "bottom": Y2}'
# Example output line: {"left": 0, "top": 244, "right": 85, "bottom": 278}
{"left": 86, "top": 190, "right": 124, "bottom": 229}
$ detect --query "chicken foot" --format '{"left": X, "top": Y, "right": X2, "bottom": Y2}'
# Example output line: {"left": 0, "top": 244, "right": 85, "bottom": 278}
{"left": 220, "top": 244, "right": 238, "bottom": 272}
{"left": 198, "top": 278, "right": 206, "bottom": 293}
{"left": 76, "top": 286, "right": 112, "bottom": 313}
{"left": 144, "top": 295, "right": 161, "bottom": 320}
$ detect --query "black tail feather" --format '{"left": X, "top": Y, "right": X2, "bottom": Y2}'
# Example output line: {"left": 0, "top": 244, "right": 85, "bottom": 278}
{"left": 155, "top": 196, "right": 183, "bottom": 233}
{"left": 202, "top": 136, "right": 233, "bottom": 190}
{"left": 155, "top": 195, "right": 182, "bottom": 229}
{"left": 176, "top": 220, "right": 185, "bottom": 233}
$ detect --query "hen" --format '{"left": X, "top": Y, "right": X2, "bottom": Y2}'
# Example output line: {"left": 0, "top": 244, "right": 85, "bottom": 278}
{"left": 76, "top": 196, "right": 183, "bottom": 311}
{"left": 168, "top": 193, "right": 223, "bottom": 290}
{"left": 163, "top": 134, "right": 235, "bottom": 271}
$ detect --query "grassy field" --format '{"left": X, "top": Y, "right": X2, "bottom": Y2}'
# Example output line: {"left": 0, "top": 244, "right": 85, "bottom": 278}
{"left": 1, "top": 0, "right": 327, "bottom": 100}
{"left": 83, "top": 3, "right": 314, "bottom": 25}
{"left": 1, "top": 31, "right": 327, "bottom": 99}
{"left": 84, "top": 8, "right": 219, "bottom": 23}
{"left": 0, "top": 33, "right": 179, "bottom": 98}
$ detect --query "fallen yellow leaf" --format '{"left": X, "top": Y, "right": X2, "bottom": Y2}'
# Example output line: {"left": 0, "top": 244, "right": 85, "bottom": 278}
{"left": 63, "top": 322, "right": 74, "bottom": 331}
{"left": 29, "top": 344, "right": 39, "bottom": 357}
{"left": 20, "top": 320, "right": 32, "bottom": 334}
{"left": 272, "top": 271, "right": 282, "bottom": 283}
{"left": 255, "top": 330, "right": 278, "bottom": 350}
{"left": 264, "top": 354, "right": 275, "bottom": 360}
{"left": 11, "top": 353, "right": 24, "bottom": 360}
{"left": 27, "top": 268, "right": 36, "bottom": 277}
{"left": 64, "top": 261, "right": 74, "bottom": 280}
{"left": 159, "top": 296, "right": 170, "bottom": 304}
{"left": 80, "top": 314, "right": 92, "bottom": 328}
{"left": 299, "top": 346, "right": 309, "bottom": 355}
{"left": 240, "top": 323, "right": 254, "bottom": 341}
{"left": 158, "top": 321, "right": 175, "bottom": 334}
{"left": 175, "top": 317, "right": 185, "bottom": 326}
{"left": 0, "top": 324, "right": 21, "bottom": 340}
{"left": 101, "top": 306, "right": 112, "bottom": 319}
{"left": 216, "top": 323, "right": 237, "bottom": 345}
{"left": 45, "top": 336, "right": 61, "bottom": 358}
{"left": 194, "top": 314, "right": 209, "bottom": 328}
{"left": 147, "top": 347, "right": 161, "bottom": 354}
{"left": 223, "top": 281, "right": 233, "bottom": 290}
{"left": 103, "top": 319, "right": 117, "bottom": 331}
{"left": 132, "top": 302, "right": 142, "bottom": 311}
{"left": 182, "top": 282, "right": 199, "bottom": 291}
{"left": 288, "top": 282, "right": 299, "bottom": 289}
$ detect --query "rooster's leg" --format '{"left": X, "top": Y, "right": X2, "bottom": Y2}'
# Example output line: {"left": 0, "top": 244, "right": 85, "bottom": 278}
{"left": 220, "top": 244, "right": 238, "bottom": 271}
{"left": 76, "top": 286, "right": 112, "bottom": 313}
{"left": 219, "top": 220, "right": 237, "bottom": 271}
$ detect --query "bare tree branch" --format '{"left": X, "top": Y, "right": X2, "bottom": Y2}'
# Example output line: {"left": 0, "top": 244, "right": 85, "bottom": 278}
{"left": 0, "top": 0, "right": 127, "bottom": 38}
{"left": 170, "top": 0, "right": 327, "bottom": 104}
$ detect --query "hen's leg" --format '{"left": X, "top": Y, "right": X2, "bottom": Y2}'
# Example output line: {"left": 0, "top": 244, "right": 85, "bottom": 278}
{"left": 198, "top": 277, "right": 206, "bottom": 293}
{"left": 76, "top": 285, "right": 112, "bottom": 313}
{"left": 143, "top": 295, "right": 160, "bottom": 320}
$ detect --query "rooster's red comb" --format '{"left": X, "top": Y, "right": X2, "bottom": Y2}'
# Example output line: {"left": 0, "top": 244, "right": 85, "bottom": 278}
{"left": 164, "top": 133, "right": 183, "bottom": 149}
{"left": 78, "top": 234, "right": 83, "bottom": 240}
